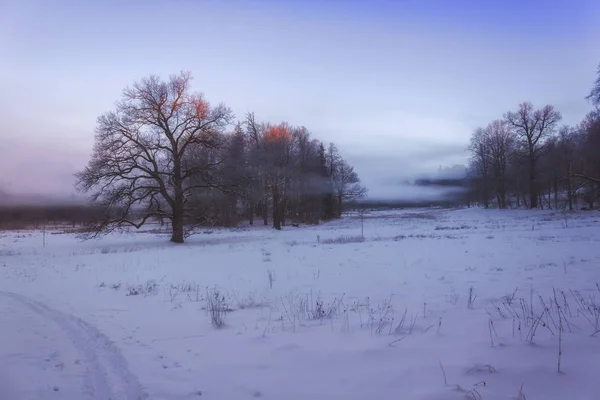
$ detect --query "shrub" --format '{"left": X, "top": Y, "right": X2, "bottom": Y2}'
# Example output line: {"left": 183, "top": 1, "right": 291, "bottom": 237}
{"left": 126, "top": 280, "right": 159, "bottom": 297}
{"left": 206, "top": 288, "right": 228, "bottom": 328}
{"left": 321, "top": 235, "right": 365, "bottom": 245}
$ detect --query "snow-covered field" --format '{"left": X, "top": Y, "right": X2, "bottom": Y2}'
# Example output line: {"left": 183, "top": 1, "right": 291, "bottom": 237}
{"left": 1, "top": 208, "right": 600, "bottom": 400}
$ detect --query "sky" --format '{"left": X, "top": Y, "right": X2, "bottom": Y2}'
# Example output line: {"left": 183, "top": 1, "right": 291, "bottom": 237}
{"left": 1, "top": 0, "right": 599, "bottom": 201}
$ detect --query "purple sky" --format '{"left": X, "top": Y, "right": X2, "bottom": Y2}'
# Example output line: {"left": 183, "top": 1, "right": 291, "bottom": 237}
{"left": 1, "top": 0, "right": 599, "bottom": 200}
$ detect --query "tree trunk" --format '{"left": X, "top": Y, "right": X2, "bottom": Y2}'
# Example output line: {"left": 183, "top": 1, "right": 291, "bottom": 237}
{"left": 553, "top": 176, "right": 558, "bottom": 209}
{"left": 272, "top": 185, "right": 281, "bottom": 230}
{"left": 170, "top": 207, "right": 184, "bottom": 243}
{"left": 529, "top": 154, "right": 538, "bottom": 209}
{"left": 171, "top": 156, "right": 185, "bottom": 243}
{"left": 498, "top": 165, "right": 508, "bottom": 209}
{"left": 567, "top": 162, "right": 573, "bottom": 211}
{"left": 323, "top": 194, "right": 334, "bottom": 220}
{"left": 529, "top": 181, "right": 538, "bottom": 208}
{"left": 482, "top": 178, "right": 490, "bottom": 209}
{"left": 227, "top": 195, "right": 237, "bottom": 227}
{"left": 280, "top": 198, "right": 287, "bottom": 227}
{"left": 261, "top": 200, "right": 268, "bottom": 226}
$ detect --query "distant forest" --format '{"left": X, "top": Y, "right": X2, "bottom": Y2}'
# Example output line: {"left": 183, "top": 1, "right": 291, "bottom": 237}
{"left": 465, "top": 63, "right": 600, "bottom": 210}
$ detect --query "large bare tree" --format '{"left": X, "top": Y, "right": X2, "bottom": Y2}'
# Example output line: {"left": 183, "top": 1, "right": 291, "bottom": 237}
{"left": 76, "top": 72, "right": 233, "bottom": 242}
{"left": 505, "top": 102, "right": 561, "bottom": 209}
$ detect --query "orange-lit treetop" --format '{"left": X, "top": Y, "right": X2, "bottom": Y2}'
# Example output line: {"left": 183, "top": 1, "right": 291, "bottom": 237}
{"left": 264, "top": 123, "right": 291, "bottom": 143}
{"left": 194, "top": 97, "right": 210, "bottom": 120}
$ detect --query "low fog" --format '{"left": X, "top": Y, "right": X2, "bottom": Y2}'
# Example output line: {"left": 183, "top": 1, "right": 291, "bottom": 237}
{"left": 345, "top": 142, "right": 469, "bottom": 202}
{"left": 0, "top": 136, "right": 469, "bottom": 205}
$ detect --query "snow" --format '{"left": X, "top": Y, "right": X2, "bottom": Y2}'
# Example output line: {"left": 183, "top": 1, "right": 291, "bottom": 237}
{"left": 1, "top": 208, "right": 600, "bottom": 399}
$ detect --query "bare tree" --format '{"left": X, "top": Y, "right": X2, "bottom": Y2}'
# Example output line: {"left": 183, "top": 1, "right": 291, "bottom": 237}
{"left": 587, "top": 63, "right": 600, "bottom": 107}
{"left": 262, "top": 123, "right": 293, "bottom": 230}
{"left": 244, "top": 112, "right": 270, "bottom": 226}
{"left": 319, "top": 142, "right": 335, "bottom": 219}
{"left": 182, "top": 126, "right": 247, "bottom": 228}
{"left": 485, "top": 120, "right": 513, "bottom": 209}
{"left": 76, "top": 72, "right": 233, "bottom": 243}
{"left": 572, "top": 110, "right": 600, "bottom": 207}
{"left": 505, "top": 102, "right": 561, "bottom": 208}
{"left": 556, "top": 126, "right": 578, "bottom": 210}
{"left": 468, "top": 127, "right": 492, "bottom": 208}
{"left": 289, "top": 126, "right": 324, "bottom": 224}
{"left": 332, "top": 159, "right": 367, "bottom": 216}
{"left": 238, "top": 114, "right": 365, "bottom": 226}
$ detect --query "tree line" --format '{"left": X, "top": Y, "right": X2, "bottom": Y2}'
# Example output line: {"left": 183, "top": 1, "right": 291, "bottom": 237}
{"left": 468, "top": 64, "right": 600, "bottom": 210}
{"left": 0, "top": 204, "right": 104, "bottom": 231}
{"left": 76, "top": 72, "right": 366, "bottom": 243}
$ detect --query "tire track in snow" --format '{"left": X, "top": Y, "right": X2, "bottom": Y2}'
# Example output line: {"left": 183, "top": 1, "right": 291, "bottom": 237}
{"left": 0, "top": 291, "right": 147, "bottom": 400}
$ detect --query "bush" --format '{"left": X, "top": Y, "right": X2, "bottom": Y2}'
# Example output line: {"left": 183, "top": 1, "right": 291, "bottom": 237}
{"left": 206, "top": 288, "right": 228, "bottom": 328}
{"left": 126, "top": 280, "right": 159, "bottom": 297}
{"left": 321, "top": 235, "right": 365, "bottom": 245}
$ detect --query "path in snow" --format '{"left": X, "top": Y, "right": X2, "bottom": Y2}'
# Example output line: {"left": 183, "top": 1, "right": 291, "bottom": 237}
{"left": 0, "top": 291, "right": 146, "bottom": 400}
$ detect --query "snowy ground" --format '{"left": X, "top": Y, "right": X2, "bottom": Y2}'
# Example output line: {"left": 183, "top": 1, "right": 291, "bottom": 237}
{"left": 1, "top": 208, "right": 600, "bottom": 400}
